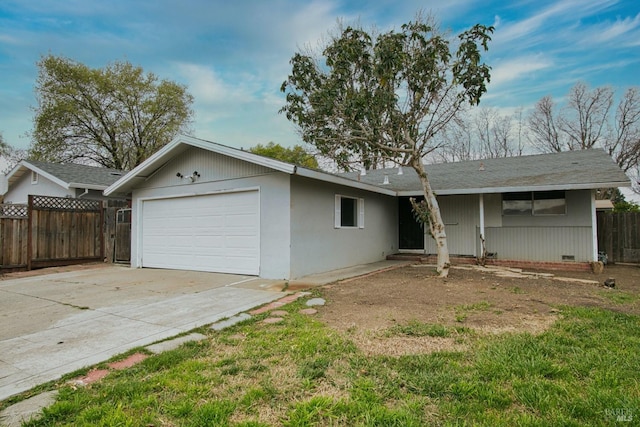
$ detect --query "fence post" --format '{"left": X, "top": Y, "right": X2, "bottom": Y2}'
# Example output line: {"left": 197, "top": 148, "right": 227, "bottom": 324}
{"left": 100, "top": 201, "right": 105, "bottom": 260}
{"left": 27, "top": 195, "right": 33, "bottom": 271}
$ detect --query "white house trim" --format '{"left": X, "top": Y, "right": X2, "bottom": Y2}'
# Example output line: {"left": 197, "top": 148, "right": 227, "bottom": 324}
{"left": 397, "top": 181, "right": 631, "bottom": 197}
{"left": 591, "top": 190, "right": 598, "bottom": 262}
{"left": 105, "top": 134, "right": 397, "bottom": 197}
{"left": 294, "top": 167, "right": 396, "bottom": 196}
{"left": 67, "top": 183, "right": 109, "bottom": 190}
{"left": 479, "top": 193, "right": 485, "bottom": 259}
{"left": 7, "top": 161, "right": 70, "bottom": 190}
{"left": 135, "top": 186, "right": 261, "bottom": 273}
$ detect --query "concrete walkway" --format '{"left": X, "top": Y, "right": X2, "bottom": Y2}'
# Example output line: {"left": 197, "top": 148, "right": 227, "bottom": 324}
{"left": 0, "top": 267, "right": 285, "bottom": 401}
{"left": 0, "top": 260, "right": 407, "bottom": 402}
{"left": 289, "top": 260, "right": 409, "bottom": 287}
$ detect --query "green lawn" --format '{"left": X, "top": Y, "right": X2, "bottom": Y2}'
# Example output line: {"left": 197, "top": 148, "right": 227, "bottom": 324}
{"left": 18, "top": 298, "right": 640, "bottom": 426}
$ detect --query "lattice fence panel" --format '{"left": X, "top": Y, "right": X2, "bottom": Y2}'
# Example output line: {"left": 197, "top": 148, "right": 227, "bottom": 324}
{"left": 31, "top": 195, "right": 101, "bottom": 212}
{"left": 0, "top": 204, "right": 28, "bottom": 218}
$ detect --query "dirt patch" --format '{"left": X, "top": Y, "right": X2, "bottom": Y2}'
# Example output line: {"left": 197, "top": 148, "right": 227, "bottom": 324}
{"left": 318, "top": 264, "right": 640, "bottom": 356}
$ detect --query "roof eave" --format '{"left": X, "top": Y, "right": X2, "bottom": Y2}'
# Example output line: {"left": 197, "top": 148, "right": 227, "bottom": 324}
{"left": 293, "top": 167, "right": 397, "bottom": 196}
{"left": 68, "top": 183, "right": 108, "bottom": 191}
{"left": 105, "top": 135, "right": 297, "bottom": 196}
{"left": 182, "top": 135, "right": 296, "bottom": 174}
{"left": 7, "top": 161, "right": 71, "bottom": 189}
{"left": 397, "top": 181, "right": 632, "bottom": 196}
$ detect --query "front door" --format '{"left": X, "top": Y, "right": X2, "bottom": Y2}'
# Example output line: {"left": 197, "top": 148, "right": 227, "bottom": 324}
{"left": 398, "top": 197, "right": 424, "bottom": 250}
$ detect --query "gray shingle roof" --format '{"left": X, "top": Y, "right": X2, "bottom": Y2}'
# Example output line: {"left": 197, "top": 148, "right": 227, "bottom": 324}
{"left": 340, "top": 149, "right": 630, "bottom": 194}
{"left": 26, "top": 160, "right": 126, "bottom": 188}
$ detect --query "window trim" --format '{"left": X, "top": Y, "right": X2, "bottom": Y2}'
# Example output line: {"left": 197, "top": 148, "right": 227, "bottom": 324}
{"left": 334, "top": 195, "right": 365, "bottom": 229}
{"left": 31, "top": 171, "right": 39, "bottom": 184}
{"left": 502, "top": 191, "right": 566, "bottom": 216}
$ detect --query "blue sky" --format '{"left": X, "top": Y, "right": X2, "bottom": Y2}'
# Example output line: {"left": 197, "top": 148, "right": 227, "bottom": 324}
{"left": 1, "top": 0, "right": 639, "bottom": 155}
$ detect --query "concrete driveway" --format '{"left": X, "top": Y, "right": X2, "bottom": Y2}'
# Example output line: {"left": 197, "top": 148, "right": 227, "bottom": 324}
{"left": 0, "top": 266, "right": 285, "bottom": 401}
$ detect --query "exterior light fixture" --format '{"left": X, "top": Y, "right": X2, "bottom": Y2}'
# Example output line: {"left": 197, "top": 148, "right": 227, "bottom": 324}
{"left": 176, "top": 171, "right": 200, "bottom": 182}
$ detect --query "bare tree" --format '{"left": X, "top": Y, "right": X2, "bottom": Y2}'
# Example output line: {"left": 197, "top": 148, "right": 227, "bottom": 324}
{"left": 528, "top": 82, "right": 640, "bottom": 194}
{"left": 433, "top": 106, "right": 524, "bottom": 162}
{"left": 561, "top": 83, "right": 613, "bottom": 150}
{"left": 606, "top": 87, "right": 640, "bottom": 173}
{"left": 433, "top": 113, "right": 476, "bottom": 162}
{"left": 0, "top": 132, "right": 8, "bottom": 158}
{"left": 475, "top": 107, "right": 516, "bottom": 158}
{"left": 528, "top": 95, "right": 562, "bottom": 152}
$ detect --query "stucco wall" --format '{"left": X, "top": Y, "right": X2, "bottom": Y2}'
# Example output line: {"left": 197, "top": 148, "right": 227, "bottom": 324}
{"left": 130, "top": 150, "right": 291, "bottom": 279}
{"left": 3, "top": 173, "right": 72, "bottom": 204}
{"left": 289, "top": 175, "right": 397, "bottom": 278}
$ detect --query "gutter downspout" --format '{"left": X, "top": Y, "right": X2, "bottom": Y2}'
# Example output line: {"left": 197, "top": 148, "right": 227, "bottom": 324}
{"left": 78, "top": 188, "right": 89, "bottom": 198}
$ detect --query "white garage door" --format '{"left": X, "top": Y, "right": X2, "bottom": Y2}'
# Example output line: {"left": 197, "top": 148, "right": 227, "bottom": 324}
{"left": 141, "top": 190, "right": 260, "bottom": 275}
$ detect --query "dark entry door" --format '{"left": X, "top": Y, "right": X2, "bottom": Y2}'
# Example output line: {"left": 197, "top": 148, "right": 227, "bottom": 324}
{"left": 398, "top": 197, "right": 424, "bottom": 250}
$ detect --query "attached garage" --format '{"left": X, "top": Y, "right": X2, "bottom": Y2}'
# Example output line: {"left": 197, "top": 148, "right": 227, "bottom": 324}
{"left": 104, "top": 135, "right": 406, "bottom": 279}
{"left": 140, "top": 190, "right": 260, "bottom": 275}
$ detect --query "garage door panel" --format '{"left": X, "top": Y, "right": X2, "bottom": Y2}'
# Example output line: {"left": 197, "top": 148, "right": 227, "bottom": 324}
{"left": 226, "top": 236, "right": 258, "bottom": 248}
{"left": 141, "top": 191, "right": 260, "bottom": 275}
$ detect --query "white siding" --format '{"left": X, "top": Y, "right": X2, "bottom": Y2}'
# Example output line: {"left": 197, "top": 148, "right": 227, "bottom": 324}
{"left": 289, "top": 176, "right": 397, "bottom": 278}
{"left": 480, "top": 190, "right": 595, "bottom": 262}
{"left": 484, "top": 226, "right": 593, "bottom": 262}
{"left": 422, "top": 190, "right": 595, "bottom": 262}
{"left": 131, "top": 159, "right": 291, "bottom": 279}
{"left": 137, "top": 147, "right": 273, "bottom": 189}
{"left": 425, "top": 195, "right": 479, "bottom": 256}
{"left": 3, "top": 173, "right": 72, "bottom": 204}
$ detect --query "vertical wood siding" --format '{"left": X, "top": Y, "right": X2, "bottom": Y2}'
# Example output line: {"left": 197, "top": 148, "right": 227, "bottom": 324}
{"left": 484, "top": 226, "right": 593, "bottom": 262}
{"left": 139, "top": 147, "right": 274, "bottom": 189}
{"left": 425, "top": 195, "right": 479, "bottom": 256}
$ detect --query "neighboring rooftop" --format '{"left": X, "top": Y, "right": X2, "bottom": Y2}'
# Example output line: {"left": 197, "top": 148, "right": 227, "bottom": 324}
{"left": 6, "top": 160, "right": 126, "bottom": 190}
{"left": 340, "top": 149, "right": 630, "bottom": 195}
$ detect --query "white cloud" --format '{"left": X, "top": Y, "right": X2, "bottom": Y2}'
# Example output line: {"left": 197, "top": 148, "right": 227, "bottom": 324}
{"left": 589, "top": 13, "right": 640, "bottom": 44}
{"left": 489, "top": 55, "right": 553, "bottom": 88}
{"left": 493, "top": 0, "right": 617, "bottom": 46}
{"left": 175, "top": 63, "right": 251, "bottom": 106}
{"left": 0, "top": 33, "right": 22, "bottom": 45}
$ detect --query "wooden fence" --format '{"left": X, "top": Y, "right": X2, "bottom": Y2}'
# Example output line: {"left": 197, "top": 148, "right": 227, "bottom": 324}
{"left": 104, "top": 200, "right": 131, "bottom": 264}
{"left": 0, "top": 204, "right": 28, "bottom": 269}
{"left": 28, "top": 195, "right": 104, "bottom": 269}
{"left": 597, "top": 211, "right": 640, "bottom": 264}
{"left": 0, "top": 195, "right": 121, "bottom": 272}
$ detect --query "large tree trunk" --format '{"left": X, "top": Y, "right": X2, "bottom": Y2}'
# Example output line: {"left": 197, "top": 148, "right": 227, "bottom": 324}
{"left": 410, "top": 158, "right": 451, "bottom": 277}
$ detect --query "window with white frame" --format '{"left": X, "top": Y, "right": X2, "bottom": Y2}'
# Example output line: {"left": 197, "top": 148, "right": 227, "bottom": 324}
{"left": 31, "top": 171, "right": 39, "bottom": 184}
{"left": 335, "top": 195, "right": 364, "bottom": 228}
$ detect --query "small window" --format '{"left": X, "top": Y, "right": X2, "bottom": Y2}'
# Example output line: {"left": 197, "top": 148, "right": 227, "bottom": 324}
{"left": 31, "top": 171, "right": 39, "bottom": 184}
{"left": 533, "top": 191, "right": 566, "bottom": 215}
{"left": 502, "top": 192, "right": 532, "bottom": 215}
{"left": 335, "top": 195, "right": 364, "bottom": 228}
